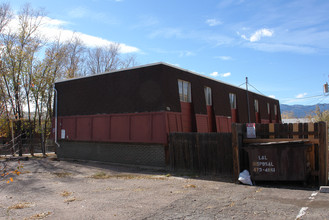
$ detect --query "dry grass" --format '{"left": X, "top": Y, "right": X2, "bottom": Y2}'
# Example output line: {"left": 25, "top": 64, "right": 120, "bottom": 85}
{"left": 8, "top": 202, "right": 33, "bottom": 210}
{"left": 91, "top": 171, "right": 110, "bottom": 179}
{"left": 60, "top": 191, "right": 72, "bottom": 197}
{"left": 90, "top": 172, "right": 168, "bottom": 180}
{"left": 64, "top": 197, "right": 76, "bottom": 203}
{"left": 53, "top": 172, "right": 72, "bottom": 178}
{"left": 184, "top": 184, "right": 197, "bottom": 188}
{"left": 25, "top": 212, "right": 52, "bottom": 219}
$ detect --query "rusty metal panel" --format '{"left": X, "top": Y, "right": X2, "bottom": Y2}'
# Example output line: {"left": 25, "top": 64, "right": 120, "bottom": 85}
{"left": 244, "top": 141, "right": 311, "bottom": 181}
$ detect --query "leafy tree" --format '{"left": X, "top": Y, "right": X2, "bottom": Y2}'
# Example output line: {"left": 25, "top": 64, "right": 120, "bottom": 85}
{"left": 281, "top": 111, "right": 295, "bottom": 119}
{"left": 307, "top": 105, "right": 329, "bottom": 123}
{"left": 0, "top": 2, "right": 138, "bottom": 157}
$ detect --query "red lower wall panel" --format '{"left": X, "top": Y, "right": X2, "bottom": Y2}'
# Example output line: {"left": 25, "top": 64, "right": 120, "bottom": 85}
{"left": 152, "top": 113, "right": 168, "bottom": 141}
{"left": 216, "top": 116, "right": 232, "bottom": 133}
{"left": 130, "top": 115, "right": 152, "bottom": 141}
{"left": 206, "top": 106, "right": 215, "bottom": 132}
{"left": 92, "top": 116, "right": 110, "bottom": 141}
{"left": 167, "top": 113, "right": 180, "bottom": 132}
{"left": 58, "top": 112, "right": 168, "bottom": 144}
{"left": 110, "top": 115, "right": 130, "bottom": 141}
{"left": 57, "top": 110, "right": 274, "bottom": 144}
{"left": 60, "top": 117, "right": 76, "bottom": 139}
{"left": 180, "top": 102, "right": 193, "bottom": 132}
{"left": 255, "top": 112, "right": 260, "bottom": 123}
{"left": 231, "top": 109, "right": 238, "bottom": 123}
{"left": 195, "top": 114, "right": 209, "bottom": 133}
{"left": 76, "top": 117, "right": 92, "bottom": 141}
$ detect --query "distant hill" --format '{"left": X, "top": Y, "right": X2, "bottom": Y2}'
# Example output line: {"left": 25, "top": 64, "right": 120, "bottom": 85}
{"left": 280, "top": 104, "right": 329, "bottom": 118}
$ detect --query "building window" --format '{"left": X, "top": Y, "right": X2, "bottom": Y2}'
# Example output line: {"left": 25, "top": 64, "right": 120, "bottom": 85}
{"left": 254, "top": 99, "right": 259, "bottom": 113}
{"left": 267, "top": 103, "right": 270, "bottom": 114}
{"left": 274, "top": 104, "right": 277, "bottom": 115}
{"left": 178, "top": 79, "right": 191, "bottom": 102}
{"left": 204, "top": 86, "right": 212, "bottom": 106}
{"left": 229, "top": 93, "right": 236, "bottom": 109}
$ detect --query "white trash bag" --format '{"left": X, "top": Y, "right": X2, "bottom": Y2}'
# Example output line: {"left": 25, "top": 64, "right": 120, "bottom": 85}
{"left": 238, "top": 170, "right": 253, "bottom": 186}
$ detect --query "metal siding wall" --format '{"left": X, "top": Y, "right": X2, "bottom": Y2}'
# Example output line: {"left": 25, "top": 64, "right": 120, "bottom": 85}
{"left": 152, "top": 114, "right": 168, "bottom": 143}
{"left": 131, "top": 115, "right": 152, "bottom": 141}
{"left": 206, "top": 106, "right": 215, "bottom": 132}
{"left": 57, "top": 112, "right": 168, "bottom": 144}
{"left": 216, "top": 116, "right": 232, "bottom": 133}
{"left": 92, "top": 116, "right": 110, "bottom": 141}
{"left": 60, "top": 117, "right": 76, "bottom": 139}
{"left": 180, "top": 102, "right": 193, "bottom": 132}
{"left": 76, "top": 117, "right": 92, "bottom": 141}
{"left": 110, "top": 115, "right": 130, "bottom": 141}
{"left": 195, "top": 114, "right": 209, "bottom": 133}
{"left": 56, "top": 64, "right": 281, "bottom": 125}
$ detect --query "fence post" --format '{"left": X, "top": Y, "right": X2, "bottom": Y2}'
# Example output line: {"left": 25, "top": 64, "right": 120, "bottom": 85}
{"left": 232, "top": 123, "right": 243, "bottom": 182}
{"left": 318, "top": 121, "right": 328, "bottom": 186}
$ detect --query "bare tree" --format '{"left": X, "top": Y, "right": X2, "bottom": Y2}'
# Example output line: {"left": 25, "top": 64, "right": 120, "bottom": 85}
{"left": 31, "top": 38, "right": 68, "bottom": 154}
{"left": 0, "top": 3, "right": 12, "bottom": 33}
{"left": 64, "top": 35, "right": 85, "bottom": 78}
{"left": 86, "top": 43, "right": 137, "bottom": 74}
{"left": 0, "top": 4, "right": 44, "bottom": 155}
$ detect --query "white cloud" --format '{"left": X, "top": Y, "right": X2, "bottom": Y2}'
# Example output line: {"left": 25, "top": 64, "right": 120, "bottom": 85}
{"left": 269, "top": 95, "right": 276, "bottom": 99}
{"left": 210, "top": 72, "right": 219, "bottom": 77}
{"left": 206, "top": 19, "right": 222, "bottom": 27}
{"left": 7, "top": 15, "right": 139, "bottom": 54}
{"left": 216, "top": 56, "right": 232, "bottom": 61}
{"left": 210, "top": 72, "right": 231, "bottom": 77}
{"left": 241, "top": 28, "right": 274, "bottom": 42}
{"left": 296, "top": 93, "right": 307, "bottom": 98}
{"left": 220, "top": 72, "right": 231, "bottom": 77}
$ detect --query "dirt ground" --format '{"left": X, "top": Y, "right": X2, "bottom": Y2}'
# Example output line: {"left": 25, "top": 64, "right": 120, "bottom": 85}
{"left": 1, "top": 155, "right": 329, "bottom": 220}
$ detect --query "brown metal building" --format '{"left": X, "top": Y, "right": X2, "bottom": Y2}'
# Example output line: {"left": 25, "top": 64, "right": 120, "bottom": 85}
{"left": 54, "top": 62, "right": 281, "bottom": 167}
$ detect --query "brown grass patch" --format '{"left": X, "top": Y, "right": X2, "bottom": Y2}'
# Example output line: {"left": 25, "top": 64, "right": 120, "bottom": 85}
{"left": 61, "top": 191, "right": 72, "bottom": 197}
{"left": 53, "top": 172, "right": 72, "bottom": 178}
{"left": 90, "top": 172, "right": 169, "bottom": 180}
{"left": 8, "top": 202, "right": 33, "bottom": 210}
{"left": 64, "top": 197, "right": 76, "bottom": 203}
{"left": 184, "top": 184, "right": 197, "bottom": 188}
{"left": 25, "top": 212, "right": 52, "bottom": 219}
{"left": 91, "top": 171, "right": 110, "bottom": 179}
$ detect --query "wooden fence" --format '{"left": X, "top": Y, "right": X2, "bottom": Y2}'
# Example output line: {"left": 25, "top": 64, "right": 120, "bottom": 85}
{"left": 232, "top": 122, "right": 328, "bottom": 186}
{"left": 169, "top": 133, "right": 233, "bottom": 175}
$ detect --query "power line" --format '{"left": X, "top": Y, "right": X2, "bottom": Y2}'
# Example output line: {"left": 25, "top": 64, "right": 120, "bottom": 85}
{"left": 247, "top": 83, "right": 266, "bottom": 96}
{"left": 238, "top": 82, "right": 245, "bottom": 87}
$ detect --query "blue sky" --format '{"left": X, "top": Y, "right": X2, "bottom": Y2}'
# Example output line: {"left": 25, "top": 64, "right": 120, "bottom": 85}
{"left": 8, "top": 0, "right": 329, "bottom": 105}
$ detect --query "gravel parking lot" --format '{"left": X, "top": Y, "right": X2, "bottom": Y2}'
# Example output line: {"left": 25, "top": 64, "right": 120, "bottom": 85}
{"left": 1, "top": 156, "right": 328, "bottom": 220}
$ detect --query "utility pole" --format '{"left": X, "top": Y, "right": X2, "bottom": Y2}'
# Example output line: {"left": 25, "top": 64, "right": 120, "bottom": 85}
{"left": 246, "top": 77, "right": 251, "bottom": 123}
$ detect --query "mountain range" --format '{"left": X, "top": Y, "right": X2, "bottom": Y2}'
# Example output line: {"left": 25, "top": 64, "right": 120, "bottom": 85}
{"left": 280, "top": 104, "right": 329, "bottom": 118}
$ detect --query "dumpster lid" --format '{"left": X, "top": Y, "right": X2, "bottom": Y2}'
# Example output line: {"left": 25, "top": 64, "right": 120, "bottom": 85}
{"left": 246, "top": 140, "right": 310, "bottom": 146}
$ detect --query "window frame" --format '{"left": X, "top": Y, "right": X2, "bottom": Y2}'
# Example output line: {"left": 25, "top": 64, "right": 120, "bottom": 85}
{"left": 274, "top": 104, "right": 277, "bottom": 116}
{"left": 229, "top": 93, "right": 237, "bottom": 109}
{"left": 254, "top": 99, "right": 259, "bottom": 113}
{"left": 267, "top": 103, "right": 270, "bottom": 115}
{"left": 178, "top": 79, "right": 192, "bottom": 103}
{"left": 204, "top": 86, "right": 212, "bottom": 106}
